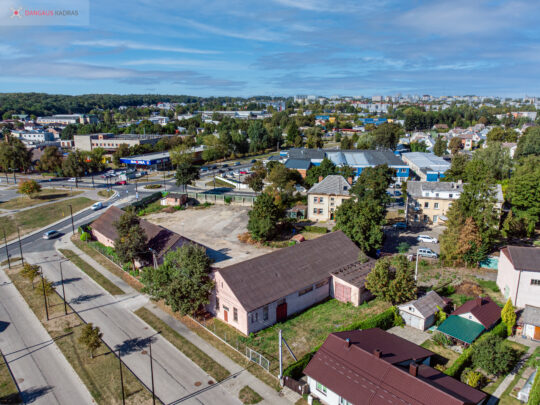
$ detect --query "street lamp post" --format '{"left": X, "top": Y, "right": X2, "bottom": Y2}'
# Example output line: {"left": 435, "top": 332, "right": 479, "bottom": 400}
{"left": 415, "top": 251, "right": 419, "bottom": 281}
{"left": 149, "top": 342, "right": 156, "bottom": 405}
{"left": 17, "top": 227, "right": 24, "bottom": 266}
{"left": 68, "top": 204, "right": 75, "bottom": 235}
{"left": 118, "top": 350, "right": 125, "bottom": 405}
{"left": 3, "top": 229, "right": 10, "bottom": 269}
{"left": 39, "top": 267, "right": 49, "bottom": 321}
{"left": 59, "top": 261, "right": 67, "bottom": 315}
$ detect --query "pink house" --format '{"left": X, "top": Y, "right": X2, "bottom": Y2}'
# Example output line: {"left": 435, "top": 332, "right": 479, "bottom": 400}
{"left": 210, "top": 231, "right": 375, "bottom": 335}
{"left": 496, "top": 246, "right": 540, "bottom": 308}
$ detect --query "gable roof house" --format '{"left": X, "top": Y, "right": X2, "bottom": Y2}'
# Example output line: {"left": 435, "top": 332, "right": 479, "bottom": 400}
{"left": 496, "top": 246, "right": 540, "bottom": 308}
{"left": 211, "top": 231, "right": 376, "bottom": 335}
{"left": 307, "top": 175, "right": 352, "bottom": 221}
{"left": 437, "top": 297, "right": 501, "bottom": 345}
{"left": 304, "top": 328, "right": 487, "bottom": 405}
{"left": 398, "top": 291, "right": 447, "bottom": 330}
{"left": 90, "top": 206, "right": 196, "bottom": 268}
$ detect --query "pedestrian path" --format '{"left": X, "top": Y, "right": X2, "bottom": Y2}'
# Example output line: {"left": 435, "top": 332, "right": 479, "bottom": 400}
{"left": 59, "top": 236, "right": 301, "bottom": 405}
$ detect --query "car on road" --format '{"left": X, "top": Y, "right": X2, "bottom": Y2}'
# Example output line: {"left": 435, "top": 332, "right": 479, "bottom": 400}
{"left": 201, "top": 167, "right": 209, "bottom": 172}
{"left": 43, "top": 230, "right": 61, "bottom": 240}
{"left": 251, "top": 159, "right": 257, "bottom": 163}
{"left": 417, "top": 235, "right": 438, "bottom": 244}
{"left": 218, "top": 169, "right": 225, "bottom": 174}
{"left": 210, "top": 164, "right": 218, "bottom": 170}
{"left": 392, "top": 222, "right": 407, "bottom": 229}
{"left": 222, "top": 164, "right": 229, "bottom": 168}
{"left": 91, "top": 202, "right": 103, "bottom": 211}
{"left": 116, "top": 180, "right": 127, "bottom": 185}
{"left": 417, "top": 248, "right": 438, "bottom": 258}
{"left": 67, "top": 177, "right": 77, "bottom": 182}
{"left": 239, "top": 170, "right": 247, "bottom": 174}
{"left": 234, "top": 162, "right": 241, "bottom": 166}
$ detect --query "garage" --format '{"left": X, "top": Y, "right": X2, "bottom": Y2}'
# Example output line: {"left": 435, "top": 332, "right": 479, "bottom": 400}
{"left": 335, "top": 282, "right": 351, "bottom": 303}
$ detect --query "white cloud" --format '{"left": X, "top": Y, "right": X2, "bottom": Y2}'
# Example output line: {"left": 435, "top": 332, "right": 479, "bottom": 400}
{"left": 72, "top": 39, "right": 220, "bottom": 54}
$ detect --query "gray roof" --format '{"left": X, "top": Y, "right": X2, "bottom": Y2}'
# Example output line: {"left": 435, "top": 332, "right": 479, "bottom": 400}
{"left": 307, "top": 175, "right": 351, "bottom": 196}
{"left": 400, "top": 291, "right": 445, "bottom": 318}
{"left": 407, "top": 181, "right": 464, "bottom": 197}
{"left": 520, "top": 305, "right": 540, "bottom": 327}
{"left": 287, "top": 148, "right": 326, "bottom": 160}
{"left": 503, "top": 246, "right": 540, "bottom": 272}
{"left": 401, "top": 152, "right": 451, "bottom": 173}
{"left": 331, "top": 259, "right": 376, "bottom": 288}
{"left": 285, "top": 158, "right": 312, "bottom": 170}
{"left": 287, "top": 148, "right": 406, "bottom": 168}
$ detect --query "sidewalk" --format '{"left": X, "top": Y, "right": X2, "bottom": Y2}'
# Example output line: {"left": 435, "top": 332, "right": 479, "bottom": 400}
{"left": 59, "top": 236, "right": 301, "bottom": 405}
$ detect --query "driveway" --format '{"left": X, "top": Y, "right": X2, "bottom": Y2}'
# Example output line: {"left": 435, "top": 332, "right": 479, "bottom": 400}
{"left": 387, "top": 325, "right": 431, "bottom": 346}
{"left": 146, "top": 205, "right": 272, "bottom": 267}
{"left": 383, "top": 225, "right": 444, "bottom": 255}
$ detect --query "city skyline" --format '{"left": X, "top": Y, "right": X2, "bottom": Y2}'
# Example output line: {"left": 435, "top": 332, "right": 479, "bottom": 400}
{"left": 0, "top": 0, "right": 539, "bottom": 97}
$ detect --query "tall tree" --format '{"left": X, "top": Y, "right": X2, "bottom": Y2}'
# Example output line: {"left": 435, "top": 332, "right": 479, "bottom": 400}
{"left": 247, "top": 192, "right": 283, "bottom": 241}
{"left": 501, "top": 298, "right": 516, "bottom": 337}
{"left": 371, "top": 123, "right": 402, "bottom": 149}
{"left": 515, "top": 126, "right": 540, "bottom": 158}
{"left": 114, "top": 207, "right": 148, "bottom": 270}
{"left": 62, "top": 151, "right": 87, "bottom": 187}
{"left": 448, "top": 137, "right": 463, "bottom": 155}
{"left": 172, "top": 145, "right": 199, "bottom": 192}
{"left": 286, "top": 121, "right": 300, "bottom": 147}
{"left": 38, "top": 146, "right": 63, "bottom": 173}
{"left": 304, "top": 158, "right": 336, "bottom": 187}
{"left": 433, "top": 136, "right": 447, "bottom": 156}
{"left": 18, "top": 179, "right": 41, "bottom": 198}
{"left": 365, "top": 256, "right": 416, "bottom": 304}
{"left": 78, "top": 323, "right": 103, "bottom": 359}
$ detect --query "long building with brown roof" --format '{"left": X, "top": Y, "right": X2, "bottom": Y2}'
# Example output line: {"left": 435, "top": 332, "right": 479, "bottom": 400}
{"left": 304, "top": 328, "right": 487, "bottom": 405}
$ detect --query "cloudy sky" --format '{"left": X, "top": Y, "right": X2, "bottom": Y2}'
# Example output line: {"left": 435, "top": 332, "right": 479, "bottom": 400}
{"left": 0, "top": 0, "right": 539, "bottom": 96}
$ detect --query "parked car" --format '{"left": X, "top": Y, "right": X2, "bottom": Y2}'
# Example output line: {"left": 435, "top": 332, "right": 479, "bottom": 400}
{"left": 201, "top": 167, "right": 209, "bottom": 172}
{"left": 116, "top": 180, "right": 127, "bottom": 185}
{"left": 91, "top": 202, "right": 103, "bottom": 211}
{"left": 43, "top": 230, "right": 61, "bottom": 240}
{"left": 67, "top": 177, "right": 76, "bottom": 182}
{"left": 394, "top": 190, "right": 402, "bottom": 196}
{"left": 392, "top": 222, "right": 407, "bottom": 229}
{"left": 417, "top": 248, "right": 438, "bottom": 258}
{"left": 210, "top": 164, "right": 218, "bottom": 170}
{"left": 222, "top": 164, "right": 229, "bottom": 168}
{"left": 417, "top": 235, "right": 438, "bottom": 244}
{"left": 239, "top": 170, "right": 247, "bottom": 174}
{"left": 218, "top": 169, "right": 225, "bottom": 174}
{"left": 234, "top": 162, "right": 242, "bottom": 166}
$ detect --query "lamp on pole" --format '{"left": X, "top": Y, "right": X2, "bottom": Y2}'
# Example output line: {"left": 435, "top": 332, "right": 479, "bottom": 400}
{"left": 149, "top": 342, "right": 156, "bottom": 405}
{"left": 415, "top": 251, "right": 419, "bottom": 282}
{"left": 3, "top": 229, "right": 10, "bottom": 269}
{"left": 118, "top": 350, "right": 125, "bottom": 405}
{"left": 39, "top": 267, "right": 49, "bottom": 321}
{"left": 17, "top": 227, "right": 24, "bottom": 266}
{"left": 59, "top": 261, "right": 67, "bottom": 315}
{"left": 68, "top": 204, "right": 75, "bottom": 235}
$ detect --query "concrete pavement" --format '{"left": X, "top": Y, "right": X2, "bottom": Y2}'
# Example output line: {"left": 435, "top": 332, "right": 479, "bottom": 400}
{"left": 0, "top": 269, "right": 95, "bottom": 405}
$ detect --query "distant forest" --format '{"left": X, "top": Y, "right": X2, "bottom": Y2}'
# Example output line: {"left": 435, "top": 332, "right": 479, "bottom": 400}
{"left": 0, "top": 93, "right": 283, "bottom": 117}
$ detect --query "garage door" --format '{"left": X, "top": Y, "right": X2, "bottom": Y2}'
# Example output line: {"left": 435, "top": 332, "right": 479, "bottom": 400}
{"left": 335, "top": 283, "right": 351, "bottom": 303}
{"left": 401, "top": 311, "right": 422, "bottom": 329}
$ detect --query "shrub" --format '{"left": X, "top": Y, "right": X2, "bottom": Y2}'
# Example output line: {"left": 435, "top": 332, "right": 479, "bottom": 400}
{"left": 397, "top": 242, "right": 410, "bottom": 254}
{"left": 303, "top": 225, "right": 328, "bottom": 234}
{"left": 471, "top": 334, "right": 518, "bottom": 376}
{"left": 80, "top": 231, "right": 90, "bottom": 242}
{"left": 144, "top": 184, "right": 162, "bottom": 189}
{"left": 445, "top": 346, "right": 474, "bottom": 378}
{"left": 433, "top": 332, "right": 452, "bottom": 347}
{"left": 224, "top": 196, "right": 232, "bottom": 204}
{"left": 461, "top": 368, "right": 484, "bottom": 388}
{"left": 528, "top": 369, "right": 540, "bottom": 405}
{"left": 393, "top": 306, "right": 405, "bottom": 327}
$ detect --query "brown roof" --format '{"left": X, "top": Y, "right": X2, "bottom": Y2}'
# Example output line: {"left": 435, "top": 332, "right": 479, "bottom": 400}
{"left": 502, "top": 246, "right": 540, "bottom": 272}
{"left": 217, "top": 231, "right": 360, "bottom": 312}
{"left": 304, "top": 328, "right": 487, "bottom": 405}
{"left": 331, "top": 259, "right": 376, "bottom": 288}
{"left": 452, "top": 297, "right": 501, "bottom": 329}
{"left": 91, "top": 206, "right": 195, "bottom": 260}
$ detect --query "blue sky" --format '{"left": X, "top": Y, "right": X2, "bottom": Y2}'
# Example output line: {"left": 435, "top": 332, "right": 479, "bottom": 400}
{"left": 0, "top": 0, "right": 539, "bottom": 97}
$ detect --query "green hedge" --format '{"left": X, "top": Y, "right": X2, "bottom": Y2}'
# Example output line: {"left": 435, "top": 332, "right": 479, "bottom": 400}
{"left": 130, "top": 192, "right": 163, "bottom": 210}
{"left": 528, "top": 369, "right": 540, "bottom": 405}
{"left": 303, "top": 226, "right": 328, "bottom": 234}
{"left": 283, "top": 307, "right": 396, "bottom": 379}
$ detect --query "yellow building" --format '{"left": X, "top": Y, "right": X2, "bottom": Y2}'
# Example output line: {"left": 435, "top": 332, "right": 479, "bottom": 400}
{"left": 307, "top": 175, "right": 351, "bottom": 221}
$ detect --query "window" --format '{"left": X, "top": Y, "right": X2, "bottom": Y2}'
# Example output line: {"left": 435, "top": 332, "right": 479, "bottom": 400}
{"left": 318, "top": 208, "right": 323, "bottom": 214}
{"left": 251, "top": 312, "right": 258, "bottom": 323}
{"left": 330, "top": 197, "right": 335, "bottom": 202}
{"left": 313, "top": 208, "right": 317, "bottom": 214}
{"left": 233, "top": 307, "right": 238, "bottom": 322}
{"left": 424, "top": 202, "right": 429, "bottom": 208}
{"left": 298, "top": 286, "right": 313, "bottom": 296}
{"left": 316, "top": 382, "right": 327, "bottom": 395}
{"left": 319, "top": 197, "right": 324, "bottom": 203}
{"left": 313, "top": 197, "right": 318, "bottom": 203}
{"left": 316, "top": 279, "right": 329, "bottom": 288}
{"left": 414, "top": 214, "right": 419, "bottom": 222}
{"left": 531, "top": 279, "right": 540, "bottom": 286}
{"left": 435, "top": 193, "right": 439, "bottom": 197}
{"left": 449, "top": 193, "right": 453, "bottom": 198}
{"left": 215, "top": 298, "right": 220, "bottom": 311}
{"left": 263, "top": 306, "right": 269, "bottom": 321}
{"left": 434, "top": 203, "right": 439, "bottom": 209}
{"left": 433, "top": 215, "right": 438, "bottom": 223}
{"left": 340, "top": 397, "right": 352, "bottom": 405}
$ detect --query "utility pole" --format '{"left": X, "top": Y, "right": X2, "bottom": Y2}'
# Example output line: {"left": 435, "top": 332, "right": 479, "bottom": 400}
{"left": 59, "top": 261, "right": 67, "bottom": 315}
{"left": 163, "top": 170, "right": 166, "bottom": 191}
{"left": 91, "top": 174, "right": 95, "bottom": 188}
{"left": 149, "top": 342, "right": 156, "bottom": 405}
{"left": 17, "top": 227, "right": 24, "bottom": 266}
{"left": 415, "top": 251, "right": 419, "bottom": 281}
{"left": 118, "top": 350, "right": 125, "bottom": 405}
{"left": 3, "top": 229, "right": 10, "bottom": 269}
{"left": 69, "top": 204, "right": 75, "bottom": 235}
{"left": 279, "top": 329, "right": 283, "bottom": 379}
{"left": 39, "top": 267, "right": 49, "bottom": 321}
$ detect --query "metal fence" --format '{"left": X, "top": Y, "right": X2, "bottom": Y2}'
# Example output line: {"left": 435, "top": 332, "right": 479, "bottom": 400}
{"left": 246, "top": 347, "right": 270, "bottom": 372}
{"left": 187, "top": 192, "right": 256, "bottom": 206}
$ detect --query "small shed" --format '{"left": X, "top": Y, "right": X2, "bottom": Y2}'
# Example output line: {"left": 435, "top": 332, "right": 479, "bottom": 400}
{"left": 437, "top": 315, "right": 486, "bottom": 345}
{"left": 398, "top": 291, "right": 446, "bottom": 330}
{"left": 518, "top": 305, "right": 540, "bottom": 341}
{"left": 287, "top": 205, "right": 307, "bottom": 219}
{"left": 161, "top": 192, "right": 187, "bottom": 207}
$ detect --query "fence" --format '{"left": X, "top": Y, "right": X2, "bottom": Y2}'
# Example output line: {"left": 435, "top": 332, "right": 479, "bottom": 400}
{"left": 246, "top": 347, "right": 270, "bottom": 372}
{"left": 187, "top": 192, "right": 256, "bottom": 207}
{"left": 283, "top": 376, "right": 309, "bottom": 395}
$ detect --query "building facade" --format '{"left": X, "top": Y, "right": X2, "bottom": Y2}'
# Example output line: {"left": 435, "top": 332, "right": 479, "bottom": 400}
{"left": 307, "top": 175, "right": 351, "bottom": 221}
{"left": 497, "top": 246, "right": 540, "bottom": 308}
{"left": 406, "top": 181, "right": 463, "bottom": 226}
{"left": 73, "top": 133, "right": 164, "bottom": 152}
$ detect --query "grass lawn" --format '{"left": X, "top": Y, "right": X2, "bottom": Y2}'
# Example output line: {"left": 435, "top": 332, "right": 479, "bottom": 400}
{"left": 0, "top": 350, "right": 20, "bottom": 403}
{"left": 71, "top": 238, "right": 145, "bottom": 292}
{"left": 0, "top": 197, "right": 95, "bottom": 240}
{"left": 206, "top": 299, "right": 391, "bottom": 375}
{"left": 0, "top": 188, "right": 82, "bottom": 210}
{"left": 6, "top": 265, "right": 155, "bottom": 405}
{"left": 499, "top": 346, "right": 540, "bottom": 403}
{"left": 238, "top": 385, "right": 263, "bottom": 404}
{"left": 205, "top": 178, "right": 234, "bottom": 188}
{"left": 59, "top": 249, "right": 124, "bottom": 295}
{"left": 134, "top": 307, "right": 230, "bottom": 382}
{"left": 420, "top": 339, "right": 460, "bottom": 369}
{"left": 97, "top": 190, "right": 114, "bottom": 198}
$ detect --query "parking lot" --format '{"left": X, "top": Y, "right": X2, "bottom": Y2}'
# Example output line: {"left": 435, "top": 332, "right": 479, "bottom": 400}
{"left": 383, "top": 225, "right": 444, "bottom": 256}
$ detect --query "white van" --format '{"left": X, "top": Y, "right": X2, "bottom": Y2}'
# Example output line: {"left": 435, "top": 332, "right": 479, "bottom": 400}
{"left": 417, "top": 248, "right": 438, "bottom": 258}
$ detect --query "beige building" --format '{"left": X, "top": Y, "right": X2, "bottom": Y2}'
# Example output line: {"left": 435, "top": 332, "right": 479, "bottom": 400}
{"left": 497, "top": 246, "right": 540, "bottom": 308}
{"left": 307, "top": 175, "right": 351, "bottom": 221}
{"left": 37, "top": 114, "right": 98, "bottom": 125}
{"left": 406, "top": 181, "right": 463, "bottom": 226}
{"left": 73, "top": 133, "right": 163, "bottom": 152}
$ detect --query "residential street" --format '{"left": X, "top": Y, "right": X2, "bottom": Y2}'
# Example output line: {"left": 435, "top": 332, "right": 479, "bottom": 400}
{"left": 0, "top": 269, "right": 95, "bottom": 405}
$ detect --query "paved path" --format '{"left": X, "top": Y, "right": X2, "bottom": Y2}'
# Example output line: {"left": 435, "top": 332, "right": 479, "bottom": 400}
{"left": 0, "top": 269, "right": 95, "bottom": 405}
{"left": 61, "top": 236, "right": 300, "bottom": 405}
{"left": 387, "top": 325, "right": 430, "bottom": 345}
{"left": 31, "top": 242, "right": 241, "bottom": 405}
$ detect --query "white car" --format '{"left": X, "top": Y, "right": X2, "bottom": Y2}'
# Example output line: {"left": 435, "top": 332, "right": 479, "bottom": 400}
{"left": 67, "top": 177, "right": 77, "bottom": 182}
{"left": 417, "top": 248, "right": 438, "bottom": 258}
{"left": 43, "top": 230, "right": 61, "bottom": 240}
{"left": 91, "top": 202, "right": 103, "bottom": 211}
{"left": 417, "top": 235, "right": 438, "bottom": 244}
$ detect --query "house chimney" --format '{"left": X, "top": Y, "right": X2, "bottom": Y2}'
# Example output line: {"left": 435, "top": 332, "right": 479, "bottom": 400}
{"left": 345, "top": 338, "right": 351, "bottom": 348}
{"left": 373, "top": 349, "right": 382, "bottom": 358}
{"left": 318, "top": 176, "right": 323, "bottom": 183}
{"left": 347, "top": 177, "right": 353, "bottom": 185}
{"left": 409, "top": 362, "right": 419, "bottom": 377}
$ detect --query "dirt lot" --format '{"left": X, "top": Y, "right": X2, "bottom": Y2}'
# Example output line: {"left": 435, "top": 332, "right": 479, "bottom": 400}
{"left": 146, "top": 205, "right": 272, "bottom": 267}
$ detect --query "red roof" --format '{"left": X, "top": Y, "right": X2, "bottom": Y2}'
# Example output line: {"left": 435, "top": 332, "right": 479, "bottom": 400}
{"left": 304, "top": 328, "right": 487, "bottom": 405}
{"left": 452, "top": 297, "right": 501, "bottom": 329}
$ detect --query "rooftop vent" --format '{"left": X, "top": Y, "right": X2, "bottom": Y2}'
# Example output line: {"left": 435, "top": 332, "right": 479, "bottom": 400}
{"left": 373, "top": 349, "right": 382, "bottom": 358}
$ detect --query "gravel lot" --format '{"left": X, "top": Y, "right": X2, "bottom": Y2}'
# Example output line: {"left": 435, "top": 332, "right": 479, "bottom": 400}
{"left": 146, "top": 205, "right": 272, "bottom": 267}
{"left": 383, "top": 225, "right": 445, "bottom": 255}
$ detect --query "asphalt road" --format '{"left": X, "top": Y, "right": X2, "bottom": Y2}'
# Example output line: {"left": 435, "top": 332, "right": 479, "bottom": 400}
{"left": 0, "top": 270, "right": 94, "bottom": 405}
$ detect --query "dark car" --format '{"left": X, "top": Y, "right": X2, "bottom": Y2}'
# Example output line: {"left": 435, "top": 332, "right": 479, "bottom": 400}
{"left": 392, "top": 222, "right": 407, "bottom": 229}
{"left": 222, "top": 164, "right": 229, "bottom": 168}
{"left": 394, "top": 190, "right": 402, "bottom": 196}
{"left": 210, "top": 164, "right": 218, "bottom": 170}
{"left": 234, "top": 162, "right": 242, "bottom": 166}
{"left": 218, "top": 169, "right": 225, "bottom": 174}
{"left": 251, "top": 159, "right": 257, "bottom": 163}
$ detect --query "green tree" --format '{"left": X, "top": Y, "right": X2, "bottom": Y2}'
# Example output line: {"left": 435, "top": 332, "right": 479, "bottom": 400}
{"left": 38, "top": 146, "right": 63, "bottom": 173}
{"left": 515, "top": 126, "right": 540, "bottom": 158}
{"left": 304, "top": 158, "right": 337, "bottom": 187}
{"left": 435, "top": 305, "right": 447, "bottom": 326}
{"left": 340, "top": 136, "right": 353, "bottom": 149}
{"left": 371, "top": 123, "right": 402, "bottom": 149}
{"left": 433, "top": 136, "right": 447, "bottom": 156}
{"left": 410, "top": 141, "right": 428, "bottom": 152}
{"left": 114, "top": 207, "right": 148, "bottom": 270}
{"left": 365, "top": 256, "right": 416, "bottom": 304}
{"left": 247, "top": 192, "right": 283, "bottom": 241}
{"left": 78, "top": 323, "right": 103, "bottom": 359}
{"left": 467, "top": 143, "right": 512, "bottom": 181}
{"left": 62, "top": 151, "right": 87, "bottom": 186}
{"left": 448, "top": 137, "right": 463, "bottom": 155}
{"left": 501, "top": 299, "right": 516, "bottom": 336}
{"left": 21, "top": 263, "right": 40, "bottom": 289}
{"left": 350, "top": 164, "right": 393, "bottom": 203}
{"left": 112, "top": 143, "right": 131, "bottom": 166}
{"left": 172, "top": 146, "right": 199, "bottom": 192}
{"left": 141, "top": 244, "right": 214, "bottom": 315}
{"left": 286, "top": 121, "right": 300, "bottom": 147}
{"left": 37, "top": 277, "right": 55, "bottom": 297}
{"left": 471, "top": 335, "right": 518, "bottom": 376}
{"left": 18, "top": 179, "right": 41, "bottom": 198}
{"left": 305, "top": 127, "right": 324, "bottom": 148}
{"left": 443, "top": 153, "right": 470, "bottom": 181}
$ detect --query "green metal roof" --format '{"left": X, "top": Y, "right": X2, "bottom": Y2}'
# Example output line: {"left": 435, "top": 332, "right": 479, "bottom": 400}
{"left": 437, "top": 315, "right": 485, "bottom": 344}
